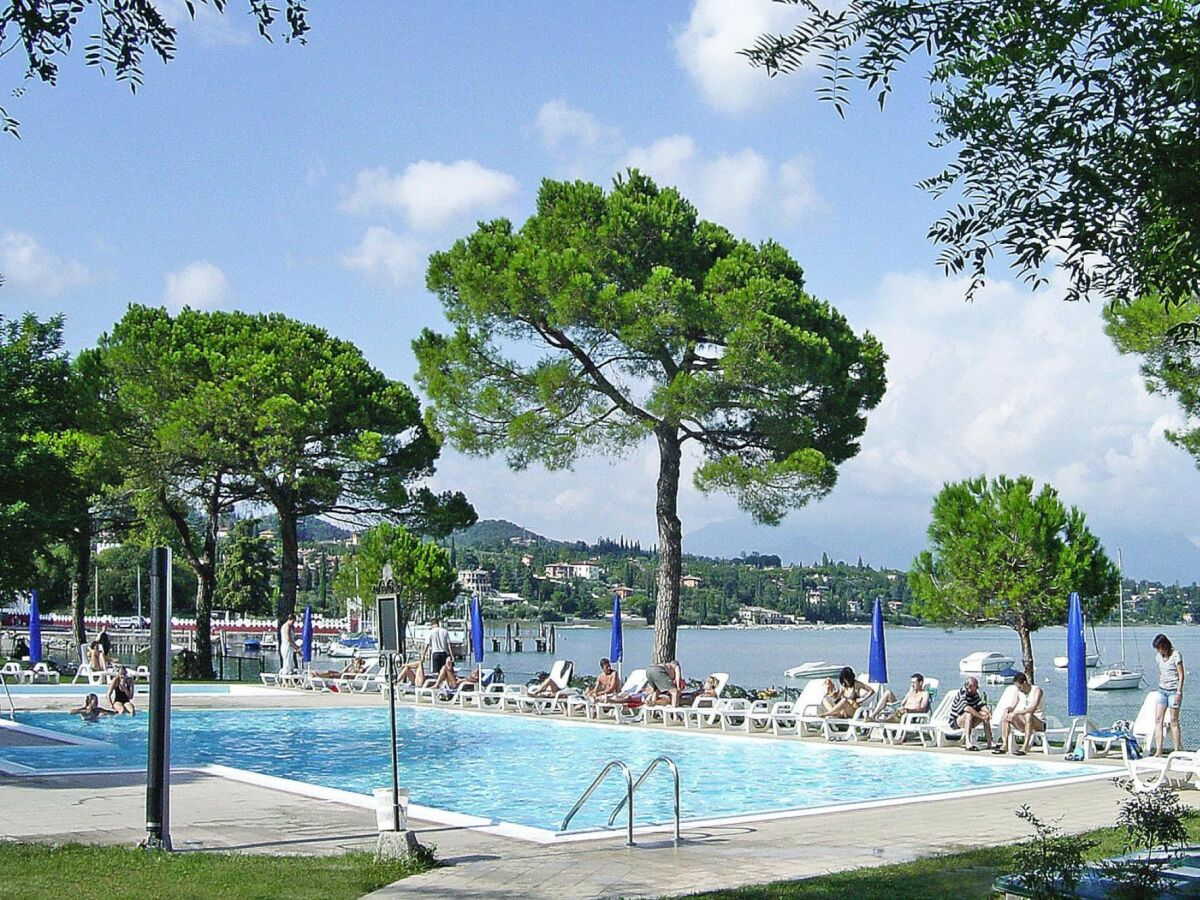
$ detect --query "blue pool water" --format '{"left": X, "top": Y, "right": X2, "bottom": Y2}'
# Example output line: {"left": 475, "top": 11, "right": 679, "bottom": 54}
{"left": 7, "top": 707, "right": 1111, "bottom": 832}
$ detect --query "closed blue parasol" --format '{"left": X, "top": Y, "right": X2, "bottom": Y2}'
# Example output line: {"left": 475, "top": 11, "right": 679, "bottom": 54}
{"left": 868, "top": 598, "right": 887, "bottom": 684}
{"left": 470, "top": 596, "right": 484, "bottom": 665}
{"left": 609, "top": 595, "right": 623, "bottom": 668}
{"left": 28, "top": 589, "right": 42, "bottom": 664}
{"left": 1067, "top": 591, "right": 1087, "bottom": 717}
{"left": 301, "top": 605, "right": 313, "bottom": 665}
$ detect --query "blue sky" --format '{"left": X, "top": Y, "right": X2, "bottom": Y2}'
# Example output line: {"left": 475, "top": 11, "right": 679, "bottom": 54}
{"left": 2, "top": 1, "right": 1198, "bottom": 582}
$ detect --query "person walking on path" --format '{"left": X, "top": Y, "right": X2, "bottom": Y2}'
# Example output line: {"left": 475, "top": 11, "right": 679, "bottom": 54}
{"left": 279, "top": 614, "right": 298, "bottom": 676}
{"left": 427, "top": 619, "right": 452, "bottom": 675}
{"left": 1151, "top": 633, "right": 1185, "bottom": 756}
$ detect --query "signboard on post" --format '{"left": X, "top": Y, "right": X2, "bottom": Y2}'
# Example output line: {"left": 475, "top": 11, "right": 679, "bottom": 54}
{"left": 375, "top": 563, "right": 403, "bottom": 837}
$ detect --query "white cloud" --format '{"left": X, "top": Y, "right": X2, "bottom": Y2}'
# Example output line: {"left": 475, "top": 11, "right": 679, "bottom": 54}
{"left": 0, "top": 231, "right": 92, "bottom": 296}
{"left": 673, "top": 0, "right": 800, "bottom": 114}
{"left": 341, "top": 160, "right": 519, "bottom": 231}
{"left": 778, "top": 157, "right": 819, "bottom": 223}
{"left": 158, "top": 0, "right": 253, "bottom": 46}
{"left": 535, "top": 100, "right": 622, "bottom": 156}
{"left": 163, "top": 261, "right": 230, "bottom": 310}
{"left": 340, "top": 226, "right": 426, "bottom": 287}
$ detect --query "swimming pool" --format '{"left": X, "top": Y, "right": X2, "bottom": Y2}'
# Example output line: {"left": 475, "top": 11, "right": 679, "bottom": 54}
{"left": 6, "top": 706, "right": 1112, "bottom": 836}
{"left": 3, "top": 683, "right": 238, "bottom": 695}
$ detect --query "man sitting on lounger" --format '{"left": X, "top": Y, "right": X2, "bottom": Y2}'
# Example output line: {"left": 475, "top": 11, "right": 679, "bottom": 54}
{"left": 871, "top": 673, "right": 930, "bottom": 721}
{"left": 645, "top": 661, "right": 683, "bottom": 707}
{"left": 995, "top": 672, "right": 1044, "bottom": 755}
{"left": 950, "top": 676, "right": 992, "bottom": 750}
{"left": 586, "top": 658, "right": 620, "bottom": 700}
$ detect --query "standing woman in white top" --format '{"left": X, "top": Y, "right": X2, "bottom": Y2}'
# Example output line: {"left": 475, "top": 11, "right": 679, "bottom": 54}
{"left": 1151, "top": 633, "right": 1185, "bottom": 756}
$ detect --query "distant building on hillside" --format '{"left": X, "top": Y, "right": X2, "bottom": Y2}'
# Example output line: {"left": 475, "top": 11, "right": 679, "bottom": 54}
{"left": 543, "top": 562, "right": 602, "bottom": 581}
{"left": 681, "top": 575, "right": 702, "bottom": 589}
{"left": 457, "top": 568, "right": 493, "bottom": 596}
{"left": 609, "top": 585, "right": 637, "bottom": 600}
{"left": 736, "top": 605, "right": 795, "bottom": 625}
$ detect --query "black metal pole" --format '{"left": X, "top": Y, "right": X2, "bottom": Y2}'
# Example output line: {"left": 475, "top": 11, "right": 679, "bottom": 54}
{"left": 387, "top": 652, "right": 400, "bottom": 831}
{"left": 144, "top": 547, "right": 172, "bottom": 850}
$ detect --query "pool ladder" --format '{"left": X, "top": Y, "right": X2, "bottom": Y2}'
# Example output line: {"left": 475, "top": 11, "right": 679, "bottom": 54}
{"left": 559, "top": 756, "right": 681, "bottom": 846}
{"left": 1, "top": 672, "right": 14, "bottom": 719}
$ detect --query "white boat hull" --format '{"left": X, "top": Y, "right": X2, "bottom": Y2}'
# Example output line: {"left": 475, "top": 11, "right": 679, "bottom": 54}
{"left": 959, "top": 651, "right": 1016, "bottom": 674}
{"left": 1053, "top": 654, "right": 1100, "bottom": 669}
{"left": 1088, "top": 670, "right": 1142, "bottom": 691}
{"left": 784, "top": 662, "right": 846, "bottom": 679}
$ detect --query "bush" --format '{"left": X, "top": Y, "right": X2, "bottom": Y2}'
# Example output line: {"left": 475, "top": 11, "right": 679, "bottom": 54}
{"left": 1010, "top": 805, "right": 1096, "bottom": 898}
{"left": 1100, "top": 781, "right": 1197, "bottom": 897}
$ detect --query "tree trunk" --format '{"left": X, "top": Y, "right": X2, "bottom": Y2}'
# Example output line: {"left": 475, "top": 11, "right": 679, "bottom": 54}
{"left": 651, "top": 427, "right": 683, "bottom": 665}
{"left": 194, "top": 568, "right": 216, "bottom": 679}
{"left": 69, "top": 523, "right": 91, "bottom": 655}
{"left": 1017, "top": 617, "right": 1035, "bottom": 681}
{"left": 277, "top": 506, "right": 299, "bottom": 624}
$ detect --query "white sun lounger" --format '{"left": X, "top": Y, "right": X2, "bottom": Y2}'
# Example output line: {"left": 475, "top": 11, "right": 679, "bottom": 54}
{"left": 591, "top": 669, "right": 649, "bottom": 723}
{"left": 1081, "top": 692, "right": 1161, "bottom": 759}
{"left": 646, "top": 672, "right": 730, "bottom": 727}
{"left": 1126, "top": 749, "right": 1200, "bottom": 792}
{"left": 72, "top": 663, "right": 109, "bottom": 686}
{"left": 513, "top": 661, "right": 575, "bottom": 714}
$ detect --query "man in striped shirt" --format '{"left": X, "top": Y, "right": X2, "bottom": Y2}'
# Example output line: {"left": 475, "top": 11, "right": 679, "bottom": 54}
{"left": 950, "top": 676, "right": 993, "bottom": 750}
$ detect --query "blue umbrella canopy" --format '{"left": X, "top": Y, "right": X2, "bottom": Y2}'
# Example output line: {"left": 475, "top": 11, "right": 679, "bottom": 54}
{"left": 28, "top": 590, "right": 42, "bottom": 664}
{"left": 609, "top": 595, "right": 623, "bottom": 664}
{"left": 1067, "top": 592, "right": 1087, "bottom": 717}
{"left": 868, "top": 598, "right": 888, "bottom": 684}
{"left": 470, "top": 597, "right": 484, "bottom": 665}
{"left": 300, "top": 605, "right": 313, "bottom": 664}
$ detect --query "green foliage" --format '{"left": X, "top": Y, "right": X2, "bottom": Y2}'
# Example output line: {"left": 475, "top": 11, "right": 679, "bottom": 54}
{"left": 417, "top": 171, "right": 886, "bottom": 519}
{"left": 0, "top": 314, "right": 74, "bottom": 591}
{"left": 909, "top": 474, "right": 1118, "bottom": 672}
{"left": 96, "top": 543, "right": 197, "bottom": 615}
{"left": 1011, "top": 805, "right": 1096, "bottom": 899}
{"left": 335, "top": 524, "right": 458, "bottom": 619}
{"left": 215, "top": 519, "right": 276, "bottom": 615}
{"left": 0, "top": 0, "right": 309, "bottom": 137}
{"left": 1102, "top": 781, "right": 1198, "bottom": 896}
{"left": 1104, "top": 296, "right": 1200, "bottom": 466}
{"left": 745, "top": 1, "right": 1200, "bottom": 307}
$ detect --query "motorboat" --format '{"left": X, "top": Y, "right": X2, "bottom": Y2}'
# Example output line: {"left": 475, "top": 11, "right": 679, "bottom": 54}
{"left": 325, "top": 633, "right": 378, "bottom": 658}
{"left": 784, "top": 661, "right": 846, "bottom": 679}
{"left": 985, "top": 666, "right": 1024, "bottom": 685}
{"left": 1053, "top": 653, "right": 1100, "bottom": 669}
{"left": 407, "top": 618, "right": 467, "bottom": 656}
{"left": 1088, "top": 666, "right": 1143, "bottom": 691}
{"left": 959, "top": 651, "right": 1016, "bottom": 675}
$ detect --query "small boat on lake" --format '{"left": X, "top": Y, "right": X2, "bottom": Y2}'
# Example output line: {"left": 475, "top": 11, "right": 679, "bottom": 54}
{"left": 1088, "top": 549, "right": 1143, "bottom": 691}
{"left": 784, "top": 661, "right": 846, "bottom": 679}
{"left": 1053, "top": 652, "right": 1100, "bottom": 669}
{"left": 959, "top": 651, "right": 1016, "bottom": 675}
{"left": 325, "top": 633, "right": 378, "bottom": 658}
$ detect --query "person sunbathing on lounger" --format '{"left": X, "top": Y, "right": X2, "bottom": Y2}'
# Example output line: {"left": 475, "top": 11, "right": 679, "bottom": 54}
{"left": 699, "top": 676, "right": 719, "bottom": 699}
{"left": 396, "top": 646, "right": 427, "bottom": 686}
{"left": 586, "top": 658, "right": 620, "bottom": 700}
{"left": 70, "top": 693, "right": 114, "bottom": 721}
{"left": 820, "top": 667, "right": 875, "bottom": 718}
{"left": 434, "top": 655, "right": 459, "bottom": 690}
{"left": 871, "top": 673, "right": 930, "bottom": 721}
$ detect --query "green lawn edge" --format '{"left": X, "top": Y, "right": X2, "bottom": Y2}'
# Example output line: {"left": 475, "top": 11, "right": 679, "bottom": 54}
{"left": 683, "top": 817, "right": 1200, "bottom": 899}
{"left": 0, "top": 842, "right": 432, "bottom": 900}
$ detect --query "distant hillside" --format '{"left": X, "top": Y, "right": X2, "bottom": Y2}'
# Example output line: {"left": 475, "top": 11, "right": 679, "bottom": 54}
{"left": 452, "top": 519, "right": 556, "bottom": 548}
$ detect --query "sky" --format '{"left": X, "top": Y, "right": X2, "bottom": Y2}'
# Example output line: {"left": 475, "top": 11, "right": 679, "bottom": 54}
{"left": 1, "top": 1, "right": 1197, "bottom": 583}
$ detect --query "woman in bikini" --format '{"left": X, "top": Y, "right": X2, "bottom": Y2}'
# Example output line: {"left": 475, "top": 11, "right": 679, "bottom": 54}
{"left": 819, "top": 667, "right": 875, "bottom": 719}
{"left": 107, "top": 666, "right": 136, "bottom": 715}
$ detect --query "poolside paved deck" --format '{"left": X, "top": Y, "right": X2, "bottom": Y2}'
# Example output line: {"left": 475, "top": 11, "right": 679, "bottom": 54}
{"left": 3, "top": 686, "right": 1193, "bottom": 898}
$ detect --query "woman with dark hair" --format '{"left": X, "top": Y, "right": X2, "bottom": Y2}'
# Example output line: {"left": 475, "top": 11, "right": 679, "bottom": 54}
{"left": 1151, "top": 633, "right": 1185, "bottom": 756}
{"left": 820, "top": 666, "right": 875, "bottom": 719}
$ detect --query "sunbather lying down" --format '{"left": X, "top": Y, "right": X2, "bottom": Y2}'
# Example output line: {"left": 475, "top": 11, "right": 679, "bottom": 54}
{"left": 820, "top": 667, "right": 875, "bottom": 718}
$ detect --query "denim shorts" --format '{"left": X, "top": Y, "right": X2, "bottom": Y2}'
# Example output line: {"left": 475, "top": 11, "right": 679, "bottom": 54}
{"left": 1155, "top": 688, "right": 1182, "bottom": 709}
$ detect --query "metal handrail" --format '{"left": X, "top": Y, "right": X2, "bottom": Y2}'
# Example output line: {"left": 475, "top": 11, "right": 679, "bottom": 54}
{"left": 607, "top": 756, "right": 681, "bottom": 845}
{"left": 560, "top": 759, "right": 635, "bottom": 845}
{"left": 1, "top": 672, "right": 14, "bottom": 719}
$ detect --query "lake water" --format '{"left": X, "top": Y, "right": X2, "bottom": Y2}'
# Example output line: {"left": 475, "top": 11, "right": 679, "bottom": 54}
{"left": 485, "top": 623, "right": 1200, "bottom": 742}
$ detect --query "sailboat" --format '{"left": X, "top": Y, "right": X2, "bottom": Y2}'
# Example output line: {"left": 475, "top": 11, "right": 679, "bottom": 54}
{"left": 1088, "top": 550, "right": 1143, "bottom": 691}
{"left": 1054, "top": 617, "right": 1100, "bottom": 669}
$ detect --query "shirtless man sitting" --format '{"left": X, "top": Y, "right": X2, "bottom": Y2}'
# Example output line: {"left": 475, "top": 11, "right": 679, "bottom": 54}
{"left": 871, "top": 673, "right": 931, "bottom": 721}
{"left": 586, "top": 658, "right": 620, "bottom": 700}
{"left": 995, "top": 672, "right": 1044, "bottom": 755}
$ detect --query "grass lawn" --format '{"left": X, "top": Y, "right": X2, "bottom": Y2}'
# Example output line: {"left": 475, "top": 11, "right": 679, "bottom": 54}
{"left": 0, "top": 843, "right": 432, "bottom": 900}
{"left": 689, "top": 817, "right": 1200, "bottom": 899}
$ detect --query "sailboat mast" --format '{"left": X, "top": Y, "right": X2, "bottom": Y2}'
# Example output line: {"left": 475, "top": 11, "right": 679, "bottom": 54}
{"left": 1118, "top": 548, "right": 1125, "bottom": 663}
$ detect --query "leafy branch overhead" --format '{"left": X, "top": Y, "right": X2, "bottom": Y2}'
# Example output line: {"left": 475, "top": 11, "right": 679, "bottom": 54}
{"left": 744, "top": 0, "right": 1200, "bottom": 307}
{"left": 0, "top": 0, "right": 310, "bottom": 137}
